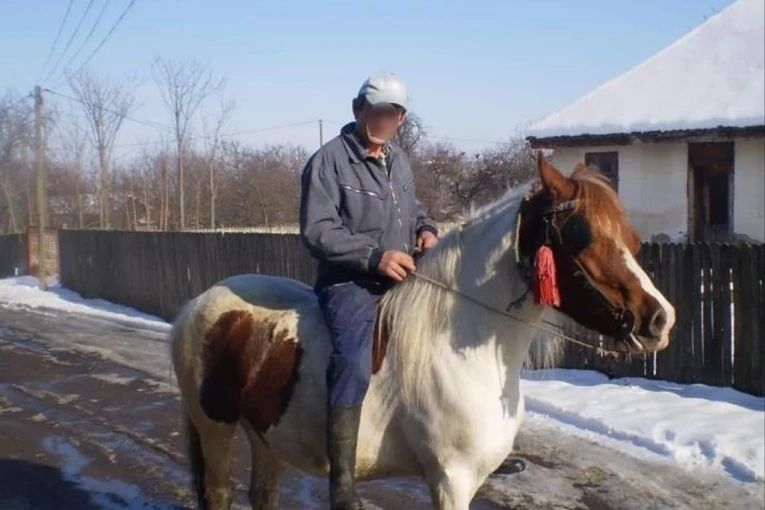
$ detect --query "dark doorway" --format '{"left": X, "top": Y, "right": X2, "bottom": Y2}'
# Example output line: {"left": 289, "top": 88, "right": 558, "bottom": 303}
{"left": 688, "top": 142, "right": 734, "bottom": 241}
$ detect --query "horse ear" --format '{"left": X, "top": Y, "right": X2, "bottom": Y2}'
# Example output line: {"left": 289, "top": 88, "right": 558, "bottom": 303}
{"left": 572, "top": 162, "right": 587, "bottom": 176}
{"left": 537, "top": 150, "right": 574, "bottom": 199}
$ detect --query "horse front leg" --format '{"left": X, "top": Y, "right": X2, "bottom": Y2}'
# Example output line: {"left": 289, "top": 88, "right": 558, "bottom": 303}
{"left": 426, "top": 464, "right": 480, "bottom": 510}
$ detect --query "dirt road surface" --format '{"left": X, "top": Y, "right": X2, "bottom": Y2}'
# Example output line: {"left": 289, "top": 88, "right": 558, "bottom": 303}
{"left": 0, "top": 305, "right": 762, "bottom": 509}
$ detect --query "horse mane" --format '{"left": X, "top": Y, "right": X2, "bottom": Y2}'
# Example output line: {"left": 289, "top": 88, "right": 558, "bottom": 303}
{"left": 571, "top": 170, "right": 639, "bottom": 249}
{"left": 378, "top": 182, "right": 537, "bottom": 406}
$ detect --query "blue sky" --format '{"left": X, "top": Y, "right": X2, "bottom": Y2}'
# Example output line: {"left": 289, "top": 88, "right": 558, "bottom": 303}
{"left": 2, "top": 0, "right": 738, "bottom": 157}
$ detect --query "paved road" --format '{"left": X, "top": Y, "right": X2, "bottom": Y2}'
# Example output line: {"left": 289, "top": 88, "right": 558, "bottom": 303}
{"left": 0, "top": 305, "right": 762, "bottom": 509}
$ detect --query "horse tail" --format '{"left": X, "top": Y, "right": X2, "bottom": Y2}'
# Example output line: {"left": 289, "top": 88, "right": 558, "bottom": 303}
{"left": 185, "top": 414, "right": 208, "bottom": 510}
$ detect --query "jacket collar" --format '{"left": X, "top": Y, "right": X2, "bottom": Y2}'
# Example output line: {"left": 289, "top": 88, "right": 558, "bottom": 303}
{"left": 340, "top": 121, "right": 395, "bottom": 164}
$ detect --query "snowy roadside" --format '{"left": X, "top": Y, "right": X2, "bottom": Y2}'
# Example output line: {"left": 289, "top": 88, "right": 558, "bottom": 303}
{"left": 0, "top": 276, "right": 169, "bottom": 332}
{"left": 1, "top": 276, "right": 763, "bottom": 488}
{"left": 521, "top": 371, "right": 764, "bottom": 483}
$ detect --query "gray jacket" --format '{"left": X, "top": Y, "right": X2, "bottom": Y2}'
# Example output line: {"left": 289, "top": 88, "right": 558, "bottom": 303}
{"left": 299, "top": 122, "right": 438, "bottom": 289}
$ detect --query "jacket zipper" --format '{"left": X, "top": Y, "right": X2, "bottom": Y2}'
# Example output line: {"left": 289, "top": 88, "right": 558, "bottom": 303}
{"left": 381, "top": 157, "right": 409, "bottom": 253}
{"left": 340, "top": 184, "right": 381, "bottom": 198}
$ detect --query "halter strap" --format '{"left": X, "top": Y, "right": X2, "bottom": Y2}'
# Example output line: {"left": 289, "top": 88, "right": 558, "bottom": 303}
{"left": 543, "top": 199, "right": 580, "bottom": 216}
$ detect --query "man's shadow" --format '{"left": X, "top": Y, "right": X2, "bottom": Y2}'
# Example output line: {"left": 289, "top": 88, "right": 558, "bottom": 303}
{"left": 0, "top": 459, "right": 188, "bottom": 510}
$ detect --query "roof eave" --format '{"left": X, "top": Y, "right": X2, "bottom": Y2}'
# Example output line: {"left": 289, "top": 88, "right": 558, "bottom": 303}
{"left": 527, "top": 125, "right": 765, "bottom": 148}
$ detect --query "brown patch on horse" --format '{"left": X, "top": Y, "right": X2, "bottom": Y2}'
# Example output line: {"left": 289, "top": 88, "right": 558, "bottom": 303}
{"left": 200, "top": 310, "right": 303, "bottom": 433}
{"left": 372, "top": 312, "right": 389, "bottom": 375}
{"left": 240, "top": 329, "right": 303, "bottom": 432}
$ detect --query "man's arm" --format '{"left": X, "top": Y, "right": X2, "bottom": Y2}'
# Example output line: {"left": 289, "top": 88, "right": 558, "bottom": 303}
{"left": 299, "top": 152, "right": 383, "bottom": 273}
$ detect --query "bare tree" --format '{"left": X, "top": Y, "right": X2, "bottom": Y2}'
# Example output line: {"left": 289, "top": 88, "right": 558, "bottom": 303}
{"left": 152, "top": 57, "right": 224, "bottom": 230}
{"left": 203, "top": 92, "right": 234, "bottom": 228}
{"left": 134, "top": 148, "right": 156, "bottom": 230}
{"left": 68, "top": 71, "right": 136, "bottom": 229}
{"left": 0, "top": 93, "right": 34, "bottom": 232}
{"left": 56, "top": 121, "right": 88, "bottom": 228}
{"left": 393, "top": 111, "right": 426, "bottom": 156}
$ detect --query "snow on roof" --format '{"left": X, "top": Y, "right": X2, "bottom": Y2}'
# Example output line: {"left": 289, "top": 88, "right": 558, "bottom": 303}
{"left": 527, "top": 0, "right": 765, "bottom": 139}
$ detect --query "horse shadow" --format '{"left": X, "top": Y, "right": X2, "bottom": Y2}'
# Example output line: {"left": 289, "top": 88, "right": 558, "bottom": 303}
{"left": 0, "top": 459, "right": 188, "bottom": 510}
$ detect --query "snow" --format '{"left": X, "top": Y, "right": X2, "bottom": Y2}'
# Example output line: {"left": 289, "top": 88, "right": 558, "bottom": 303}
{"left": 527, "top": 0, "right": 765, "bottom": 138}
{"left": 0, "top": 276, "right": 169, "bottom": 333}
{"left": 522, "top": 370, "right": 764, "bottom": 483}
{"left": 42, "top": 436, "right": 180, "bottom": 509}
{"left": 1, "top": 276, "right": 763, "bottom": 486}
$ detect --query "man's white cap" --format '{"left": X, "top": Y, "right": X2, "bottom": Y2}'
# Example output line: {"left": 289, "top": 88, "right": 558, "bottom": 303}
{"left": 357, "top": 73, "right": 408, "bottom": 112}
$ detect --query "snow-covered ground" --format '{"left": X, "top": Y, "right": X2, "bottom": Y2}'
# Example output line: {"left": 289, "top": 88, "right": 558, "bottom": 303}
{"left": 0, "top": 276, "right": 168, "bottom": 332}
{"left": 1, "top": 276, "right": 763, "bottom": 487}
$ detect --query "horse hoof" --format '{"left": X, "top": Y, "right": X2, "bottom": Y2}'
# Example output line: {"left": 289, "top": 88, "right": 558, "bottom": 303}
{"left": 497, "top": 458, "right": 526, "bottom": 475}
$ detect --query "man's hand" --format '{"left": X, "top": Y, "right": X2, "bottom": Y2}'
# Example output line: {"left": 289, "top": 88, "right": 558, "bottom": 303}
{"left": 415, "top": 230, "right": 438, "bottom": 254}
{"left": 377, "top": 250, "right": 416, "bottom": 281}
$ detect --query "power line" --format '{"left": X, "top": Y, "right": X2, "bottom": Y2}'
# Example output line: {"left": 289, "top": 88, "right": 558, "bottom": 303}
{"left": 54, "top": 0, "right": 140, "bottom": 88}
{"left": 60, "top": 0, "right": 113, "bottom": 79}
{"left": 111, "top": 120, "right": 318, "bottom": 148}
{"left": 42, "top": 0, "right": 97, "bottom": 85}
{"left": 428, "top": 134, "right": 505, "bottom": 145}
{"left": 324, "top": 119, "right": 503, "bottom": 146}
{"left": 44, "top": 88, "right": 174, "bottom": 133}
{"left": 45, "top": 88, "right": 318, "bottom": 149}
{"left": 36, "top": 0, "right": 76, "bottom": 84}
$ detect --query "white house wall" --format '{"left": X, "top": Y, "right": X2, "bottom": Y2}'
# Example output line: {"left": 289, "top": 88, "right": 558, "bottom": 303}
{"left": 550, "top": 144, "right": 689, "bottom": 242}
{"left": 734, "top": 138, "right": 765, "bottom": 242}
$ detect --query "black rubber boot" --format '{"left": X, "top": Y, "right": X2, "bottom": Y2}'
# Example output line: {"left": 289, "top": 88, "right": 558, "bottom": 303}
{"left": 327, "top": 406, "right": 365, "bottom": 510}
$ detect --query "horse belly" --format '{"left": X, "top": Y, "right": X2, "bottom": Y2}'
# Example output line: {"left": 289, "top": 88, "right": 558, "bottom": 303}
{"left": 262, "top": 364, "right": 417, "bottom": 479}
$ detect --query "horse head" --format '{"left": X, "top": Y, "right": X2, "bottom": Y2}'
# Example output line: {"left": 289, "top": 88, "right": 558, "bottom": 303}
{"left": 518, "top": 152, "right": 675, "bottom": 353}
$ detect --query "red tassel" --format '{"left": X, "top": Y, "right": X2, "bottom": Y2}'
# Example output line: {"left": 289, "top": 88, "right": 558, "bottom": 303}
{"left": 533, "top": 245, "right": 560, "bottom": 307}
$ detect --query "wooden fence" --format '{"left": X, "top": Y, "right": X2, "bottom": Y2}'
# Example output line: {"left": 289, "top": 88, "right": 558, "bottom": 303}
{"left": 0, "top": 234, "right": 26, "bottom": 278}
{"left": 58, "top": 230, "right": 764, "bottom": 396}
{"left": 58, "top": 230, "right": 317, "bottom": 321}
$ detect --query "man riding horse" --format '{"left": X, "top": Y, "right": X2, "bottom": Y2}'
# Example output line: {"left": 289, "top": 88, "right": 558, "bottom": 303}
{"left": 299, "top": 73, "right": 439, "bottom": 509}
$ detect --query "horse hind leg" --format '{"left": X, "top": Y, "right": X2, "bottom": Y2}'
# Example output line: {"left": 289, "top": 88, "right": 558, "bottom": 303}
{"left": 243, "top": 424, "right": 283, "bottom": 510}
{"left": 184, "top": 412, "right": 237, "bottom": 510}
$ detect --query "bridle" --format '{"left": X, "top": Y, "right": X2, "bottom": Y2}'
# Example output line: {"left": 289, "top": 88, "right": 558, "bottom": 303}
{"left": 516, "top": 196, "right": 637, "bottom": 343}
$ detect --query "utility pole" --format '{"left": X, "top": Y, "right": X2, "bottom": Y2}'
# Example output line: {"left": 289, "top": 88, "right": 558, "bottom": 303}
{"left": 319, "top": 119, "right": 324, "bottom": 146}
{"left": 34, "top": 86, "right": 47, "bottom": 290}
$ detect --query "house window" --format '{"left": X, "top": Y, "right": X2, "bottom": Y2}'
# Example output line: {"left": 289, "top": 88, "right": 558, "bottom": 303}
{"left": 585, "top": 151, "right": 619, "bottom": 191}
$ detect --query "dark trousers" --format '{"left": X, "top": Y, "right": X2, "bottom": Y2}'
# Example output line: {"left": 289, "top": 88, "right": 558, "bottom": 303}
{"left": 317, "top": 281, "right": 387, "bottom": 408}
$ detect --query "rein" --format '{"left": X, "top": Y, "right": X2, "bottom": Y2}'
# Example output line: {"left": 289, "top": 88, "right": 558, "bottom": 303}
{"left": 408, "top": 271, "right": 623, "bottom": 359}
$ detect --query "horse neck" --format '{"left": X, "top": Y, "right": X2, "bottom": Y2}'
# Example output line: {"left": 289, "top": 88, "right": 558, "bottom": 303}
{"left": 381, "top": 185, "right": 544, "bottom": 406}
{"left": 445, "top": 190, "right": 543, "bottom": 357}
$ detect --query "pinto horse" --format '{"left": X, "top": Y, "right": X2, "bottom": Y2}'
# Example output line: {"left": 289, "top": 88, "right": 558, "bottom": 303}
{"left": 170, "top": 153, "right": 675, "bottom": 510}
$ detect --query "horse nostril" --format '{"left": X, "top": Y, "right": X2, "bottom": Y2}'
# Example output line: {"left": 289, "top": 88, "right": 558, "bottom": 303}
{"left": 649, "top": 309, "right": 668, "bottom": 338}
